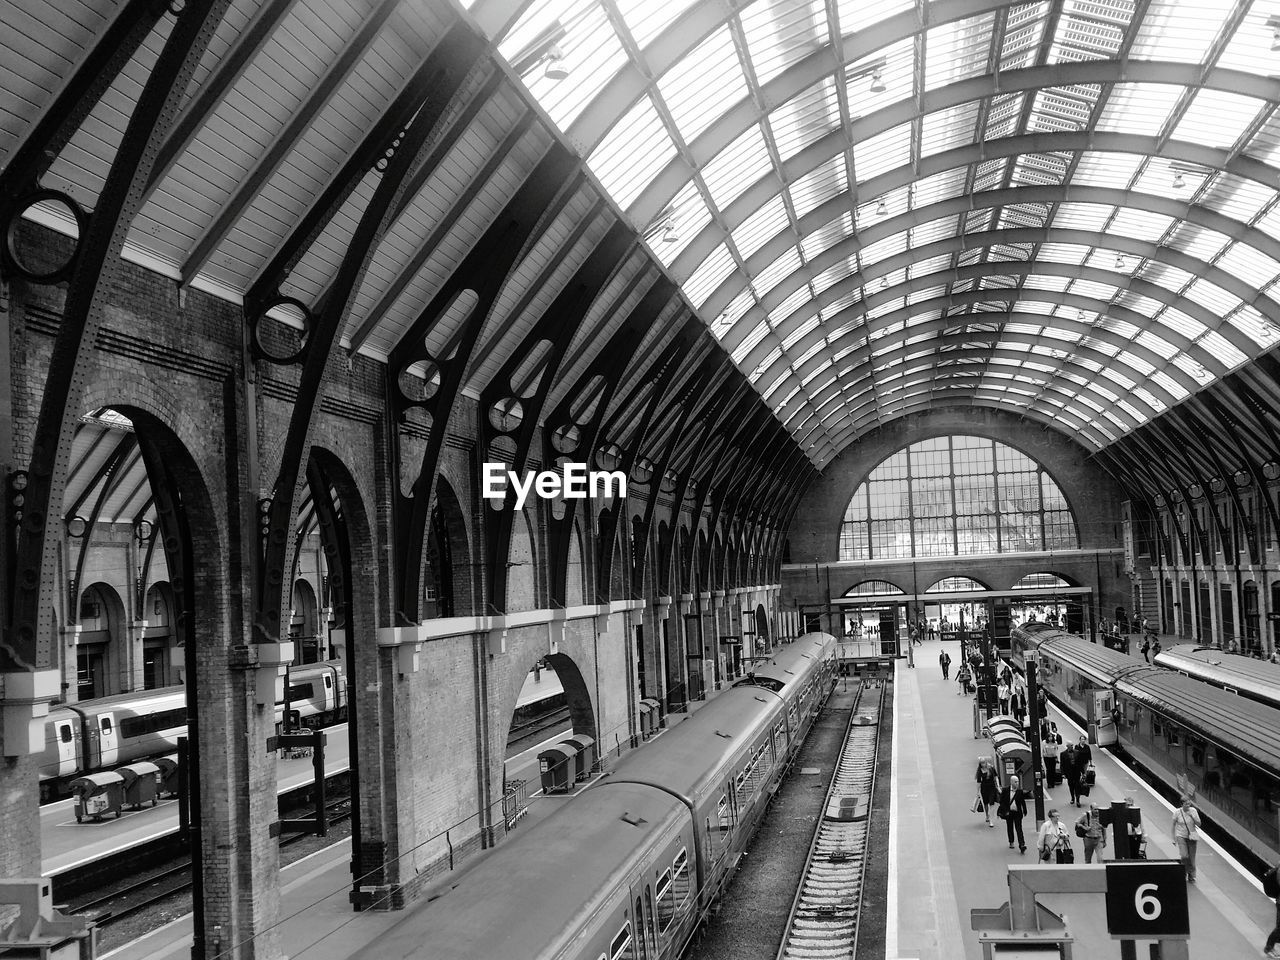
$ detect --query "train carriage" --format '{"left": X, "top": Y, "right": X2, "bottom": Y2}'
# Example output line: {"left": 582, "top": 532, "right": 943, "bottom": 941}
{"left": 1154, "top": 644, "right": 1280, "bottom": 712}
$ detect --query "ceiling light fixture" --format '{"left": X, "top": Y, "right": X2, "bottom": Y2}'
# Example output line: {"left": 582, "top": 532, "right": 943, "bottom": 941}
{"left": 880, "top": 277, "right": 890, "bottom": 290}
{"left": 661, "top": 218, "right": 680, "bottom": 243}
{"left": 543, "top": 44, "right": 569, "bottom": 81}
{"left": 1114, "top": 255, "right": 1125, "bottom": 269}
{"left": 1172, "top": 172, "right": 1186, "bottom": 190}
{"left": 1262, "top": 320, "right": 1278, "bottom": 340}
{"left": 1272, "top": 27, "right": 1280, "bottom": 52}
{"left": 875, "top": 199, "right": 888, "bottom": 216}
{"left": 870, "top": 69, "right": 886, "bottom": 94}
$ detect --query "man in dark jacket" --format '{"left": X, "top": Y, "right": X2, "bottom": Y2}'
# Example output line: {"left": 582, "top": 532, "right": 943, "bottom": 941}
{"left": 1059, "top": 740, "right": 1080, "bottom": 806}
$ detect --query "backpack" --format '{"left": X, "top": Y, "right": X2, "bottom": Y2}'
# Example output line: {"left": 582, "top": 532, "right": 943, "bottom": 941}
{"left": 1264, "top": 863, "right": 1280, "bottom": 899}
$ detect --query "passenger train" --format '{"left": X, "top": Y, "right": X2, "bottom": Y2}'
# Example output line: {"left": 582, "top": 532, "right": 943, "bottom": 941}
{"left": 37, "top": 659, "right": 347, "bottom": 801}
{"left": 350, "top": 632, "right": 839, "bottom": 960}
{"left": 1012, "top": 622, "right": 1280, "bottom": 864}
{"left": 1154, "top": 643, "right": 1280, "bottom": 712}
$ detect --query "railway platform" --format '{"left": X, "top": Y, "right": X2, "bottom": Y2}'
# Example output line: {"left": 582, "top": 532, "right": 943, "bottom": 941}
{"left": 890, "top": 637, "right": 1277, "bottom": 960}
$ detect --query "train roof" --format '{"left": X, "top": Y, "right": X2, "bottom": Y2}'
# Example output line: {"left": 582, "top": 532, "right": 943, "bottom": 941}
{"left": 1154, "top": 645, "right": 1280, "bottom": 706}
{"left": 52, "top": 686, "right": 187, "bottom": 716}
{"left": 1027, "top": 630, "right": 1152, "bottom": 686}
{"left": 1116, "top": 670, "right": 1280, "bottom": 774}
{"left": 736, "top": 633, "right": 834, "bottom": 693}
{"left": 351, "top": 782, "right": 686, "bottom": 960}
{"left": 600, "top": 685, "right": 783, "bottom": 805}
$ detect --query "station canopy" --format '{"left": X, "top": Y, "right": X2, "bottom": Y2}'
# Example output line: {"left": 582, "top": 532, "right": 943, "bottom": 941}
{"left": 479, "top": 0, "right": 1280, "bottom": 460}
{"left": 8, "top": 0, "right": 1280, "bottom": 469}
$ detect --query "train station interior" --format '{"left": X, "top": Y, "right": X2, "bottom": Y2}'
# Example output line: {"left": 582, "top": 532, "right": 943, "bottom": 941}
{"left": 6, "top": 0, "right": 1280, "bottom": 958}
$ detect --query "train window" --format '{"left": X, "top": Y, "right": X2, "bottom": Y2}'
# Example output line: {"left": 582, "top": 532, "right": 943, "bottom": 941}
{"left": 1186, "top": 735, "right": 1205, "bottom": 770}
{"left": 100, "top": 717, "right": 112, "bottom": 733}
{"left": 609, "top": 923, "right": 631, "bottom": 960}
{"left": 59, "top": 726, "right": 72, "bottom": 743}
{"left": 672, "top": 850, "right": 691, "bottom": 907}
{"left": 717, "top": 795, "right": 732, "bottom": 831}
{"left": 655, "top": 869, "right": 674, "bottom": 933}
{"left": 323, "top": 674, "right": 332, "bottom": 688}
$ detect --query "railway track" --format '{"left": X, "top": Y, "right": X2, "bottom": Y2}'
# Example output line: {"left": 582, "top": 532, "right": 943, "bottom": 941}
{"left": 66, "top": 794, "right": 352, "bottom": 931}
{"left": 775, "top": 683, "right": 884, "bottom": 960}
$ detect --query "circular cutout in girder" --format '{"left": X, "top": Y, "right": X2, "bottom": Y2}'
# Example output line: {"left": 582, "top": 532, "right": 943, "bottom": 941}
{"left": 251, "top": 297, "right": 312, "bottom": 365}
{"left": 5, "top": 190, "right": 86, "bottom": 283}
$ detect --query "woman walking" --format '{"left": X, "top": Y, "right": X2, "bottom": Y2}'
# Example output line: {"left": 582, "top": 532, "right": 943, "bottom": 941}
{"left": 975, "top": 756, "right": 999, "bottom": 828}
{"left": 998, "top": 775, "right": 1030, "bottom": 853}
{"left": 1172, "top": 797, "right": 1202, "bottom": 882}
{"left": 1041, "top": 731, "right": 1061, "bottom": 788}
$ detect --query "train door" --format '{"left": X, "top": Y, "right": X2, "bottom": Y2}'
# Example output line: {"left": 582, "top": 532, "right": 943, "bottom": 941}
{"left": 97, "top": 713, "right": 119, "bottom": 767}
{"left": 643, "top": 885, "right": 656, "bottom": 959}
{"left": 54, "top": 720, "right": 77, "bottom": 776}
{"left": 1087, "top": 690, "right": 1118, "bottom": 746}
{"left": 322, "top": 670, "right": 335, "bottom": 712}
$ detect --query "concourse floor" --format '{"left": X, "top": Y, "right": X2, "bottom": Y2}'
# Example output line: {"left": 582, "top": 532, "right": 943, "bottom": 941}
{"left": 888, "top": 637, "right": 1277, "bottom": 960}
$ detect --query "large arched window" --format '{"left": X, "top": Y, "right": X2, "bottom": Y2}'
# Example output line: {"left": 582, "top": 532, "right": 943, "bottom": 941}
{"left": 838, "top": 436, "right": 1078, "bottom": 560}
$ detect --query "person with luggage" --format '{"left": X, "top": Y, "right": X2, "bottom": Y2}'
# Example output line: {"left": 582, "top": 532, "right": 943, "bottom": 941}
{"left": 1037, "top": 808, "right": 1074, "bottom": 863}
{"left": 1262, "top": 859, "right": 1280, "bottom": 957}
{"left": 1075, "top": 803, "right": 1108, "bottom": 863}
{"left": 956, "top": 662, "right": 972, "bottom": 696}
{"left": 974, "top": 756, "right": 999, "bottom": 828}
{"left": 1073, "top": 736, "right": 1094, "bottom": 805}
{"left": 998, "top": 775, "right": 1030, "bottom": 853}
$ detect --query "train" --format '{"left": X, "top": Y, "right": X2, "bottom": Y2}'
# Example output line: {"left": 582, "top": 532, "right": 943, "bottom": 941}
{"left": 350, "top": 632, "right": 839, "bottom": 960}
{"left": 37, "top": 659, "right": 347, "bottom": 802}
{"left": 1154, "top": 643, "right": 1280, "bottom": 712}
{"left": 1011, "top": 622, "right": 1280, "bottom": 864}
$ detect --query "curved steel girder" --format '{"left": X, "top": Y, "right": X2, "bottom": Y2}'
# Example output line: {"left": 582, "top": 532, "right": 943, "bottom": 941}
{"left": 1221, "top": 375, "right": 1280, "bottom": 459}
{"left": 182, "top": 0, "right": 401, "bottom": 281}
{"left": 733, "top": 229, "right": 1265, "bottom": 368}
{"left": 1093, "top": 446, "right": 1178, "bottom": 562}
{"left": 1136, "top": 423, "right": 1217, "bottom": 560}
{"left": 1172, "top": 401, "right": 1259, "bottom": 563}
{"left": 479, "top": 219, "right": 634, "bottom": 612}
{"left": 633, "top": 59, "right": 1280, "bottom": 230}
{"left": 255, "top": 31, "right": 482, "bottom": 643}
{"left": 564, "top": 0, "right": 1051, "bottom": 156}
{"left": 542, "top": 297, "right": 689, "bottom": 606}
{"left": 4, "top": 0, "right": 229, "bottom": 672}
{"left": 389, "top": 144, "right": 580, "bottom": 624}
{"left": 70, "top": 436, "right": 139, "bottom": 616}
{"left": 700, "top": 183, "right": 1280, "bottom": 324}
{"left": 0, "top": 0, "right": 162, "bottom": 215}
{"left": 248, "top": 36, "right": 496, "bottom": 310}
{"left": 1198, "top": 390, "right": 1280, "bottom": 550}
{"left": 146, "top": 0, "right": 300, "bottom": 196}
{"left": 777, "top": 326, "right": 1187, "bottom": 418}
{"left": 345, "top": 110, "right": 537, "bottom": 358}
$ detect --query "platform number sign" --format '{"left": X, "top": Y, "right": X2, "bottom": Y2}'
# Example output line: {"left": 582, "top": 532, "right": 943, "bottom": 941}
{"left": 1104, "top": 861, "right": 1189, "bottom": 939}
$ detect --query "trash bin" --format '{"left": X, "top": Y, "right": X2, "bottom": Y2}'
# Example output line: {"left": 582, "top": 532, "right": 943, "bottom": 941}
{"left": 538, "top": 745, "right": 577, "bottom": 794}
{"left": 640, "top": 697, "right": 663, "bottom": 733}
{"left": 154, "top": 754, "right": 181, "bottom": 797}
{"left": 987, "top": 722, "right": 1032, "bottom": 788}
{"left": 69, "top": 771, "right": 125, "bottom": 822}
{"left": 558, "top": 734, "right": 596, "bottom": 781}
{"left": 638, "top": 701, "right": 654, "bottom": 739}
{"left": 117, "top": 761, "right": 161, "bottom": 809}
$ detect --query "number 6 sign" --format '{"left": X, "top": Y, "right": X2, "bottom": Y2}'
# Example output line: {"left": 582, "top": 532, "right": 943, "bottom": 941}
{"left": 1105, "top": 861, "right": 1190, "bottom": 939}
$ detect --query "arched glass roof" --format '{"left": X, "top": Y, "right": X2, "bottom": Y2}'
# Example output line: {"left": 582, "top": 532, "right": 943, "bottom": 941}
{"left": 475, "top": 0, "right": 1280, "bottom": 463}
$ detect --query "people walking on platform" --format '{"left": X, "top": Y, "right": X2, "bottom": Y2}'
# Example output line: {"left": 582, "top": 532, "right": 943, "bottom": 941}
{"left": 1076, "top": 804, "right": 1108, "bottom": 862}
{"left": 1037, "top": 808, "right": 1073, "bottom": 863}
{"left": 1140, "top": 637, "right": 1151, "bottom": 663}
{"left": 956, "top": 662, "right": 972, "bottom": 695}
{"left": 997, "top": 678, "right": 1011, "bottom": 714}
{"left": 975, "top": 756, "right": 999, "bottom": 828}
{"left": 1041, "top": 731, "right": 1060, "bottom": 787}
{"left": 1060, "top": 741, "right": 1080, "bottom": 806}
{"left": 1262, "top": 860, "right": 1280, "bottom": 957}
{"left": 998, "top": 775, "right": 1029, "bottom": 853}
{"left": 1172, "top": 797, "right": 1202, "bottom": 882}
{"left": 940, "top": 650, "right": 951, "bottom": 679}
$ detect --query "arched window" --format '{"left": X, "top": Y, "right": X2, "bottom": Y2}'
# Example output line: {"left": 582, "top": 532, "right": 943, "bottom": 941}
{"left": 838, "top": 436, "right": 1078, "bottom": 560}
{"left": 843, "top": 580, "right": 905, "bottom": 597}
{"left": 925, "top": 576, "right": 988, "bottom": 593}
{"left": 1011, "top": 573, "right": 1072, "bottom": 590}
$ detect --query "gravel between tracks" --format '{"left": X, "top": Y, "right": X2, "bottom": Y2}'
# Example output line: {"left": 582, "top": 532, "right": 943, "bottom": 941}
{"left": 690, "top": 678, "right": 877, "bottom": 960}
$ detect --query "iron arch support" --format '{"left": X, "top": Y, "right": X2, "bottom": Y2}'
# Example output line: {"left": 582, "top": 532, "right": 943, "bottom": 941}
{"left": 3, "top": 0, "right": 231, "bottom": 672}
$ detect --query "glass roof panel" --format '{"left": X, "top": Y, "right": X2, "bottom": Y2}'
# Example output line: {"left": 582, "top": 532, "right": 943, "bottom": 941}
{"left": 740, "top": 0, "right": 828, "bottom": 86}
{"left": 701, "top": 124, "right": 774, "bottom": 208}
{"left": 732, "top": 194, "right": 790, "bottom": 259}
{"left": 658, "top": 27, "right": 748, "bottom": 145}
{"left": 587, "top": 95, "right": 678, "bottom": 210}
{"left": 495, "top": 0, "right": 1276, "bottom": 460}
{"left": 615, "top": 0, "right": 701, "bottom": 48}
